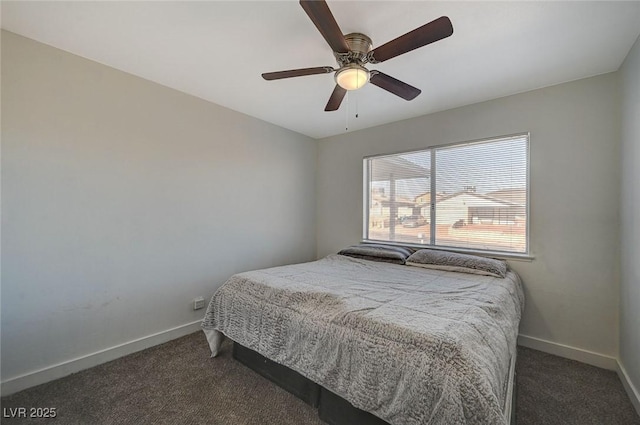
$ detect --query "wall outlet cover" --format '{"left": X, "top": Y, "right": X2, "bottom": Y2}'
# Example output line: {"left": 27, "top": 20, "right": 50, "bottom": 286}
{"left": 193, "top": 297, "right": 206, "bottom": 310}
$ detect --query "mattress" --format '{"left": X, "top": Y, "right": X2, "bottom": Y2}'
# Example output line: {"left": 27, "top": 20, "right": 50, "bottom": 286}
{"left": 202, "top": 254, "right": 524, "bottom": 425}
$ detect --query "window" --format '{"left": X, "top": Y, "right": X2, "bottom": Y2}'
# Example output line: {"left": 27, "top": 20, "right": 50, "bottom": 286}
{"left": 364, "top": 134, "right": 529, "bottom": 255}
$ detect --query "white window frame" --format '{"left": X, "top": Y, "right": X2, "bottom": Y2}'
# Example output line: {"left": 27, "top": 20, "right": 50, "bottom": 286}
{"left": 363, "top": 133, "right": 531, "bottom": 259}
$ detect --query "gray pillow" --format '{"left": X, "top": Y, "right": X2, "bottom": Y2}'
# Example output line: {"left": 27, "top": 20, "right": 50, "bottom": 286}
{"left": 406, "top": 249, "right": 507, "bottom": 278}
{"left": 338, "top": 244, "right": 413, "bottom": 265}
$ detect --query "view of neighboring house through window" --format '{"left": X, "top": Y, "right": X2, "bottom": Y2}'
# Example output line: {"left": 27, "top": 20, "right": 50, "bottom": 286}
{"left": 364, "top": 134, "right": 529, "bottom": 255}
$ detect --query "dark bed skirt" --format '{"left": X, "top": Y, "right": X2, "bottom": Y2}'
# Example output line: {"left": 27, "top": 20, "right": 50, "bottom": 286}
{"left": 232, "top": 342, "right": 516, "bottom": 425}
{"left": 232, "top": 342, "right": 389, "bottom": 424}
{"left": 232, "top": 341, "right": 321, "bottom": 408}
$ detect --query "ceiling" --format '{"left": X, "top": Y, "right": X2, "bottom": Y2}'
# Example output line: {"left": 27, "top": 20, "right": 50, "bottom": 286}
{"left": 2, "top": 1, "right": 640, "bottom": 139}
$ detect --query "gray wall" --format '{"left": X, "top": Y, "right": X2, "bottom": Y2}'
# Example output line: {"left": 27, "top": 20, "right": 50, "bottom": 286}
{"left": 620, "top": 35, "right": 640, "bottom": 396}
{"left": 1, "top": 32, "right": 317, "bottom": 382}
{"left": 317, "top": 73, "right": 621, "bottom": 358}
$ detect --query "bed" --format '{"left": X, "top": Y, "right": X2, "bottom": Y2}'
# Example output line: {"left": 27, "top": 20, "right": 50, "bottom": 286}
{"left": 201, "top": 248, "right": 524, "bottom": 425}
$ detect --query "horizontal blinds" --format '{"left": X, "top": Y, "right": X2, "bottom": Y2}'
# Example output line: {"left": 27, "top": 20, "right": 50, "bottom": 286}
{"left": 365, "top": 134, "right": 528, "bottom": 254}
{"left": 367, "top": 152, "right": 431, "bottom": 244}
{"left": 435, "top": 136, "right": 528, "bottom": 253}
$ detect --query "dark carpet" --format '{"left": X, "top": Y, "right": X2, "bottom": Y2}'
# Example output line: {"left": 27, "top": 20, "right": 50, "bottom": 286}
{"left": 1, "top": 332, "right": 638, "bottom": 425}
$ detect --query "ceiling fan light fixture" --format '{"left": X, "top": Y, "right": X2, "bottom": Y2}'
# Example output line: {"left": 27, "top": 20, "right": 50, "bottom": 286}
{"left": 335, "top": 64, "right": 370, "bottom": 91}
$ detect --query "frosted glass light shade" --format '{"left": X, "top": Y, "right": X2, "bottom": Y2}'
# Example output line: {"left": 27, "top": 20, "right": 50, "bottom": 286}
{"left": 335, "top": 65, "right": 370, "bottom": 91}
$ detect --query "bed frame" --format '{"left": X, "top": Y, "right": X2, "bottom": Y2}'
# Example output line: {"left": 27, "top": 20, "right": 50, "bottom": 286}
{"left": 233, "top": 342, "right": 517, "bottom": 425}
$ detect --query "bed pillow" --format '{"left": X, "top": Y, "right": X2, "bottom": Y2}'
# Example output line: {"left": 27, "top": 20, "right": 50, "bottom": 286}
{"left": 338, "top": 244, "right": 413, "bottom": 265}
{"left": 406, "top": 249, "right": 507, "bottom": 278}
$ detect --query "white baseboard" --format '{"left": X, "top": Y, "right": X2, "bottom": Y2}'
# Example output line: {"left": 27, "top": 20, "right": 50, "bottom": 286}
{"left": 0, "top": 320, "right": 203, "bottom": 396}
{"left": 617, "top": 361, "right": 640, "bottom": 417}
{"left": 517, "top": 334, "right": 617, "bottom": 370}
{"left": 517, "top": 334, "right": 640, "bottom": 412}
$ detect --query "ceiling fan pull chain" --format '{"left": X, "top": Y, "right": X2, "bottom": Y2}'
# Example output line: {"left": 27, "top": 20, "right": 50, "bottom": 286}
{"left": 355, "top": 90, "right": 359, "bottom": 119}
{"left": 345, "top": 91, "right": 349, "bottom": 131}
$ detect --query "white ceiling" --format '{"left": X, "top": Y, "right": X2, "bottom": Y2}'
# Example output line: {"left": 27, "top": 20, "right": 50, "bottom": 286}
{"left": 2, "top": 1, "right": 640, "bottom": 139}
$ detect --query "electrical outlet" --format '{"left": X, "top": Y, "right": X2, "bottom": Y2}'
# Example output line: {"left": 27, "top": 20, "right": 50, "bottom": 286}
{"left": 193, "top": 296, "right": 206, "bottom": 310}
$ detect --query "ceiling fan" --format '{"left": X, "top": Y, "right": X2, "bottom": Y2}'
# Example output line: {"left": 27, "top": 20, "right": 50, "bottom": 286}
{"left": 262, "top": 0, "right": 454, "bottom": 112}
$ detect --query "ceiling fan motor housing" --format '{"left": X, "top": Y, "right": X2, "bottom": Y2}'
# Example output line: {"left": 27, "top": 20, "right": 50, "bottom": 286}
{"left": 334, "top": 33, "right": 372, "bottom": 67}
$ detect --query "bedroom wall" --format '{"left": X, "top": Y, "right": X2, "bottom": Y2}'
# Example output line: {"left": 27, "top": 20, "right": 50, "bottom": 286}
{"left": 1, "top": 31, "right": 317, "bottom": 393}
{"left": 317, "top": 72, "right": 621, "bottom": 364}
{"left": 619, "top": 34, "right": 640, "bottom": 407}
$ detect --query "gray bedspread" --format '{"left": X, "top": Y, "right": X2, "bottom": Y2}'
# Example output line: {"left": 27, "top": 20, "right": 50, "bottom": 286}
{"left": 201, "top": 254, "right": 524, "bottom": 425}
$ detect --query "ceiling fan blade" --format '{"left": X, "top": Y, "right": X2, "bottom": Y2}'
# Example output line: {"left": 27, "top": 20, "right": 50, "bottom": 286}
{"left": 325, "top": 85, "right": 347, "bottom": 111}
{"left": 368, "top": 16, "right": 453, "bottom": 63}
{"left": 370, "top": 71, "right": 421, "bottom": 100}
{"left": 300, "top": 0, "right": 350, "bottom": 54}
{"left": 262, "top": 66, "right": 334, "bottom": 80}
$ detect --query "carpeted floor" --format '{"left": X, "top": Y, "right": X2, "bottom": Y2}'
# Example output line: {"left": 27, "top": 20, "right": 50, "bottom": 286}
{"left": 1, "top": 332, "right": 638, "bottom": 425}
